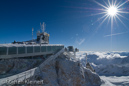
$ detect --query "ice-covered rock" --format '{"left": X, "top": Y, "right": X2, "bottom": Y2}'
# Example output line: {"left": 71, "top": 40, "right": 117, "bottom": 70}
{"left": 32, "top": 52, "right": 101, "bottom": 86}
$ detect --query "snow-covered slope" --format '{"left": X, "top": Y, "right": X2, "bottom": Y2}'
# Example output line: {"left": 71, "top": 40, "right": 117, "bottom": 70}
{"left": 100, "top": 76, "right": 129, "bottom": 86}
{"left": 76, "top": 51, "right": 129, "bottom": 76}
{"left": 30, "top": 52, "right": 102, "bottom": 86}
{"left": 0, "top": 51, "right": 102, "bottom": 86}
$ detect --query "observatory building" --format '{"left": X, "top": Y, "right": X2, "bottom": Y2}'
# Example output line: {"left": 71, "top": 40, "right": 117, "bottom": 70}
{"left": 0, "top": 23, "right": 64, "bottom": 59}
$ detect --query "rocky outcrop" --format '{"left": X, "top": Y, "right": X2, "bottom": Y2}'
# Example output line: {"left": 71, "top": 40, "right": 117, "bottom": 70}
{"left": 33, "top": 52, "right": 101, "bottom": 86}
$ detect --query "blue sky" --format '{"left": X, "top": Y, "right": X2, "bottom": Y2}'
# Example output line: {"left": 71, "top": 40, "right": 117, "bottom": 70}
{"left": 0, "top": 0, "right": 129, "bottom": 51}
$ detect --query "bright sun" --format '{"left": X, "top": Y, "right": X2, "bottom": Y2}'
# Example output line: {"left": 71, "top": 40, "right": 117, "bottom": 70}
{"left": 107, "top": 6, "right": 118, "bottom": 16}
{"left": 93, "top": 0, "right": 129, "bottom": 50}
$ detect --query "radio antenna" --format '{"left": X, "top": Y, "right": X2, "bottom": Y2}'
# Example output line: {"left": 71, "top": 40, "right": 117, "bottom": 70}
{"left": 40, "top": 22, "right": 45, "bottom": 32}
{"left": 32, "top": 28, "right": 34, "bottom": 42}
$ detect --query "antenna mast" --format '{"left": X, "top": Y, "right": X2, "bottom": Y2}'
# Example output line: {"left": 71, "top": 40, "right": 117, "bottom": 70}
{"left": 40, "top": 22, "right": 45, "bottom": 32}
{"left": 32, "top": 28, "right": 34, "bottom": 42}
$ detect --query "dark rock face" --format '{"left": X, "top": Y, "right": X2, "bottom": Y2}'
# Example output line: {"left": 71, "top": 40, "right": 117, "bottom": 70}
{"left": 0, "top": 60, "right": 14, "bottom": 74}
{"left": 0, "top": 58, "right": 43, "bottom": 78}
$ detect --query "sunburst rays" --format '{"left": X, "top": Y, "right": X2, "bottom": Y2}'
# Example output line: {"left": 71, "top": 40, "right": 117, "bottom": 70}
{"left": 93, "top": 0, "right": 129, "bottom": 51}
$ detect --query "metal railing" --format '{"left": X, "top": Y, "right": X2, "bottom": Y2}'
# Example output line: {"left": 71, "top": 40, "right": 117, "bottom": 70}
{"left": 0, "top": 45, "right": 64, "bottom": 59}
{"left": 0, "top": 68, "right": 36, "bottom": 85}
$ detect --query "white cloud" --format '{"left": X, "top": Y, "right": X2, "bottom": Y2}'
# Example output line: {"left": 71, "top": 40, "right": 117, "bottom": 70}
{"left": 93, "top": 52, "right": 127, "bottom": 60}
{"left": 77, "top": 51, "right": 128, "bottom": 60}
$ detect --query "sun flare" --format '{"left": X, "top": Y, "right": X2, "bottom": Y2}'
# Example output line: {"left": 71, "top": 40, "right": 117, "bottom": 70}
{"left": 107, "top": 6, "right": 118, "bottom": 16}
{"left": 94, "top": 0, "right": 129, "bottom": 29}
{"left": 93, "top": 0, "right": 129, "bottom": 51}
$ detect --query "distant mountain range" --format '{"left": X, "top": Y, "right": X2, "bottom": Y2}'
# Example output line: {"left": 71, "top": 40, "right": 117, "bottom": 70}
{"left": 77, "top": 51, "right": 129, "bottom": 76}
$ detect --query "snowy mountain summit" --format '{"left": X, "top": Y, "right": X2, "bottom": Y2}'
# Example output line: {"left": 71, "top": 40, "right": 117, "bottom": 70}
{"left": 31, "top": 52, "right": 102, "bottom": 86}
